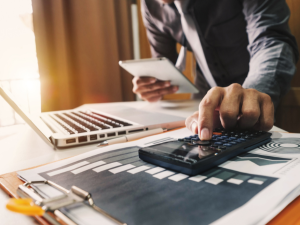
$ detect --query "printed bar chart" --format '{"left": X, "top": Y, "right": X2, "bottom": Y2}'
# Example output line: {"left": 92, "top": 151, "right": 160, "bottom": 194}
{"left": 39, "top": 146, "right": 278, "bottom": 225}
{"left": 44, "top": 147, "right": 272, "bottom": 186}
{"left": 47, "top": 161, "right": 89, "bottom": 176}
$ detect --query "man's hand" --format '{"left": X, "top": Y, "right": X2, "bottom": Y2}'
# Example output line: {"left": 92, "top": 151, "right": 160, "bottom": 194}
{"left": 185, "top": 83, "right": 274, "bottom": 140}
{"left": 132, "top": 76, "right": 178, "bottom": 102}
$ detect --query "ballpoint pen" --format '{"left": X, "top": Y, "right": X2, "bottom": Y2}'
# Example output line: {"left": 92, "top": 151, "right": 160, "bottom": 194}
{"left": 97, "top": 128, "right": 166, "bottom": 147}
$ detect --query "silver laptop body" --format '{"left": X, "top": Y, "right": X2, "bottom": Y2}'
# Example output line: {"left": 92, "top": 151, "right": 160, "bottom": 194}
{"left": 0, "top": 86, "right": 185, "bottom": 149}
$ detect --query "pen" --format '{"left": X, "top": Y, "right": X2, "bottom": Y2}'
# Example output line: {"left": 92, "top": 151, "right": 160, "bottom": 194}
{"left": 97, "top": 128, "right": 166, "bottom": 147}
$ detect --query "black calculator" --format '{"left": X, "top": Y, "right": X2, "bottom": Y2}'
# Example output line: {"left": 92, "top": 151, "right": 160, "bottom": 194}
{"left": 139, "top": 128, "right": 272, "bottom": 176}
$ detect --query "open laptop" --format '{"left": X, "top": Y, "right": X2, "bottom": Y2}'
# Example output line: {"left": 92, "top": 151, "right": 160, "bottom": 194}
{"left": 0, "top": 86, "right": 185, "bottom": 149}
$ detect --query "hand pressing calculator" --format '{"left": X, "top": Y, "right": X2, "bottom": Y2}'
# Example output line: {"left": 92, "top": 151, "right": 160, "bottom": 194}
{"left": 139, "top": 128, "right": 272, "bottom": 176}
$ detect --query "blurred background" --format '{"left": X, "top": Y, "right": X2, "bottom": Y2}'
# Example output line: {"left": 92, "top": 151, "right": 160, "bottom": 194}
{"left": 0, "top": 0, "right": 299, "bottom": 132}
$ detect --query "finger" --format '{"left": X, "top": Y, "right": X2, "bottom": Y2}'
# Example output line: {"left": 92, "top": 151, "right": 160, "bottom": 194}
{"left": 239, "top": 89, "right": 260, "bottom": 129}
{"left": 198, "top": 87, "right": 224, "bottom": 140}
{"left": 147, "top": 96, "right": 163, "bottom": 103}
{"left": 133, "top": 76, "right": 156, "bottom": 86}
{"left": 185, "top": 111, "right": 199, "bottom": 134}
{"left": 257, "top": 93, "right": 274, "bottom": 131}
{"left": 133, "top": 80, "right": 171, "bottom": 94}
{"left": 140, "top": 86, "right": 178, "bottom": 100}
{"left": 219, "top": 83, "right": 243, "bottom": 129}
{"left": 213, "top": 110, "right": 222, "bottom": 130}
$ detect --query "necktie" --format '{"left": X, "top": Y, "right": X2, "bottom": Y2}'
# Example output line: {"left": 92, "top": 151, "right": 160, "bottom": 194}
{"left": 174, "top": 0, "right": 217, "bottom": 87}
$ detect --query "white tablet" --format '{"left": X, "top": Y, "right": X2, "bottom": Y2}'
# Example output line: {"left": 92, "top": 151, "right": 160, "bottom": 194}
{"left": 119, "top": 57, "right": 199, "bottom": 93}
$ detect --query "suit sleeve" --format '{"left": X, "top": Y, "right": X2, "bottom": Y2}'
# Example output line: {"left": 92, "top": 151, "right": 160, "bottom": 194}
{"left": 141, "top": 0, "right": 178, "bottom": 64}
{"left": 241, "top": 0, "right": 298, "bottom": 108}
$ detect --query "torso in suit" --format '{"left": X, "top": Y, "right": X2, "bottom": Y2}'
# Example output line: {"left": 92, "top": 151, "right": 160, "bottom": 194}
{"left": 141, "top": 0, "right": 298, "bottom": 107}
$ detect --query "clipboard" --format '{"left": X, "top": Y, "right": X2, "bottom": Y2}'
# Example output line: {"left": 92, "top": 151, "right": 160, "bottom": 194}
{"left": 6, "top": 180, "right": 125, "bottom": 225}
{"left": 1, "top": 155, "right": 300, "bottom": 224}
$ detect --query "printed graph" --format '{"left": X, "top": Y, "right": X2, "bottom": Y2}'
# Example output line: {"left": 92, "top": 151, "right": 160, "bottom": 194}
{"left": 45, "top": 149, "right": 271, "bottom": 187}
{"left": 231, "top": 153, "right": 291, "bottom": 166}
{"left": 38, "top": 146, "right": 277, "bottom": 225}
{"left": 259, "top": 138, "right": 300, "bottom": 154}
{"left": 221, "top": 152, "right": 293, "bottom": 176}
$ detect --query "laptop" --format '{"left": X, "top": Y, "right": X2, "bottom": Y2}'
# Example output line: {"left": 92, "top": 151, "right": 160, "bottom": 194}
{"left": 0, "top": 86, "right": 185, "bottom": 149}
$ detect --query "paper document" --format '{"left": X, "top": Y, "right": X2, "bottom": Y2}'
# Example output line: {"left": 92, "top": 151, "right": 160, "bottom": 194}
{"left": 18, "top": 129, "right": 300, "bottom": 225}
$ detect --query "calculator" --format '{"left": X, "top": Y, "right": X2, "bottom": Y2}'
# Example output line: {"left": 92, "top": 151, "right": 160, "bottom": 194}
{"left": 138, "top": 128, "right": 272, "bottom": 176}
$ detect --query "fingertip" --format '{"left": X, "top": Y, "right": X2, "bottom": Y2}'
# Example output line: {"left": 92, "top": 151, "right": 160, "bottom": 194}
{"left": 200, "top": 128, "right": 210, "bottom": 140}
{"left": 164, "top": 81, "right": 171, "bottom": 87}
{"left": 172, "top": 86, "right": 178, "bottom": 92}
{"left": 150, "top": 78, "right": 157, "bottom": 83}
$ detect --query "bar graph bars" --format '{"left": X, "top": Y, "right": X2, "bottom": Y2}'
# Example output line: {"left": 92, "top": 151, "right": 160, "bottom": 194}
{"left": 71, "top": 161, "right": 106, "bottom": 174}
{"left": 45, "top": 147, "right": 270, "bottom": 186}
{"left": 128, "top": 166, "right": 151, "bottom": 174}
{"left": 47, "top": 161, "right": 89, "bottom": 177}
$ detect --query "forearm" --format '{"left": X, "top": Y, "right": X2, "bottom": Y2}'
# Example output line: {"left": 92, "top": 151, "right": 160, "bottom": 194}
{"left": 241, "top": 0, "right": 298, "bottom": 108}
{"left": 243, "top": 41, "right": 296, "bottom": 108}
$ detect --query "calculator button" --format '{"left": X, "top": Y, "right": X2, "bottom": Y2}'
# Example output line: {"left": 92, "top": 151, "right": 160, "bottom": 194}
{"left": 238, "top": 138, "right": 246, "bottom": 142}
{"left": 193, "top": 140, "right": 211, "bottom": 146}
{"left": 214, "top": 142, "right": 223, "bottom": 145}
{"left": 219, "top": 146, "right": 227, "bottom": 150}
{"left": 220, "top": 136, "right": 228, "bottom": 139}
{"left": 178, "top": 138, "right": 184, "bottom": 142}
{"left": 223, "top": 143, "right": 232, "bottom": 147}
{"left": 191, "top": 137, "right": 200, "bottom": 141}
{"left": 183, "top": 138, "right": 191, "bottom": 142}
{"left": 213, "top": 132, "right": 222, "bottom": 136}
{"left": 229, "top": 137, "right": 237, "bottom": 140}
{"left": 221, "top": 140, "right": 228, "bottom": 143}
{"left": 229, "top": 141, "right": 237, "bottom": 145}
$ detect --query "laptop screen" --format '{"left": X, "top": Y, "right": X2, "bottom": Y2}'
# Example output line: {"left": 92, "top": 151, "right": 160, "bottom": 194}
{"left": 0, "top": 85, "right": 53, "bottom": 147}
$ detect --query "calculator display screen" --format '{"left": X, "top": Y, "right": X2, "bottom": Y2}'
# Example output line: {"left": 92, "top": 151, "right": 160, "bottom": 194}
{"left": 144, "top": 141, "right": 220, "bottom": 163}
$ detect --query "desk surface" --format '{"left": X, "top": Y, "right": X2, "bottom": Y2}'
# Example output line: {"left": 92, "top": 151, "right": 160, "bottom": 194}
{"left": 0, "top": 100, "right": 287, "bottom": 224}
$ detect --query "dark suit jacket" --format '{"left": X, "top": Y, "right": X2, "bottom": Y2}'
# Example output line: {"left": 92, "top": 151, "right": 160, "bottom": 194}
{"left": 141, "top": 0, "right": 299, "bottom": 107}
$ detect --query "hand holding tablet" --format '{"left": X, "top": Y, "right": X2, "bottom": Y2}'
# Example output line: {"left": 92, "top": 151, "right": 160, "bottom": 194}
{"left": 132, "top": 76, "right": 178, "bottom": 102}
{"left": 119, "top": 58, "right": 199, "bottom": 102}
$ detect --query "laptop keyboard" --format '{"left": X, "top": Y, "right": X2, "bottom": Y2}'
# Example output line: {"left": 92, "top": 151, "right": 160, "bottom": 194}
{"left": 50, "top": 111, "right": 132, "bottom": 134}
